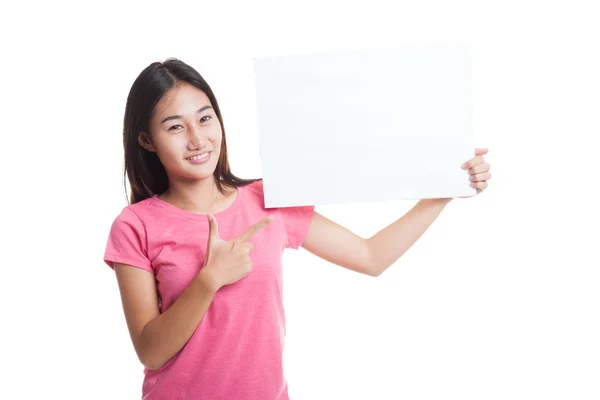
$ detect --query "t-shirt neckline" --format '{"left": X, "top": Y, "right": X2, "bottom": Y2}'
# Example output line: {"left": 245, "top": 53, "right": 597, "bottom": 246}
{"left": 150, "top": 185, "right": 244, "bottom": 220}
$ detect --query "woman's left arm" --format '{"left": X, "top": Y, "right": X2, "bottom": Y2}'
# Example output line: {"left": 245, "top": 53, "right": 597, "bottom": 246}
{"left": 301, "top": 148, "right": 491, "bottom": 277}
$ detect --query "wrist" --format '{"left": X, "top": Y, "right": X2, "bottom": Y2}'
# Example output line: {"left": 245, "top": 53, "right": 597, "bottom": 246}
{"left": 197, "top": 269, "right": 220, "bottom": 294}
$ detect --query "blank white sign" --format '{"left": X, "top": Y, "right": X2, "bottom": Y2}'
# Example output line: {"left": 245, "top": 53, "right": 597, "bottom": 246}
{"left": 253, "top": 47, "right": 477, "bottom": 208}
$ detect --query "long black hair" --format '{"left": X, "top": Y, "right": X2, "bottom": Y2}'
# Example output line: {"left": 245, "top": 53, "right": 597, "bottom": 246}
{"left": 122, "top": 58, "right": 260, "bottom": 204}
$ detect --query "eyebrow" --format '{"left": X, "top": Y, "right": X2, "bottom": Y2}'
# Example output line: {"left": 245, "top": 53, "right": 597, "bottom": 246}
{"left": 160, "top": 106, "right": 213, "bottom": 124}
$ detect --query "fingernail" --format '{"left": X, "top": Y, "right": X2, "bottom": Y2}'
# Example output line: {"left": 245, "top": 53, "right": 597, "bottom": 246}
{"left": 267, "top": 215, "right": 275, "bottom": 222}
{"left": 461, "top": 163, "right": 467, "bottom": 169}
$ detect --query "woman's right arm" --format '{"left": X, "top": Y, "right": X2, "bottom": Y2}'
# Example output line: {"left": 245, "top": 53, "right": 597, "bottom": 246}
{"left": 113, "top": 264, "right": 218, "bottom": 371}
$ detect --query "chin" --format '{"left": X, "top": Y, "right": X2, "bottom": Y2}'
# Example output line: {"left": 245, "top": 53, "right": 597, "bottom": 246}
{"left": 169, "top": 165, "right": 216, "bottom": 182}
{"left": 188, "top": 169, "right": 217, "bottom": 180}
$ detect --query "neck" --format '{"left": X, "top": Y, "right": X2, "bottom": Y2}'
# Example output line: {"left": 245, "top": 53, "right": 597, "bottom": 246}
{"left": 161, "top": 175, "right": 227, "bottom": 214}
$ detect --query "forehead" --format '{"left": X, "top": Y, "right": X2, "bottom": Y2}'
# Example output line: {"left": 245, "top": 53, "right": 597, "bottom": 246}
{"left": 154, "top": 82, "right": 210, "bottom": 117}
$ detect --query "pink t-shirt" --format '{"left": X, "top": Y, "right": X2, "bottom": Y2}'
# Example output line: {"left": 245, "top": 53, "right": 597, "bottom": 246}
{"left": 103, "top": 179, "right": 315, "bottom": 400}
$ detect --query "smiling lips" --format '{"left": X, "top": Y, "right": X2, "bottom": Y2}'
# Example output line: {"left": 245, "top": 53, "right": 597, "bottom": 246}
{"left": 186, "top": 151, "right": 211, "bottom": 164}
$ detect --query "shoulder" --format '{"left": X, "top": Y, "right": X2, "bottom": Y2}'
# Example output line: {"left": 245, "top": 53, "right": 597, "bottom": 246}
{"left": 104, "top": 200, "right": 155, "bottom": 272}
{"left": 243, "top": 179, "right": 315, "bottom": 249}
{"left": 242, "top": 178, "right": 265, "bottom": 197}
{"left": 109, "top": 196, "right": 158, "bottom": 232}
{"left": 104, "top": 197, "right": 160, "bottom": 255}
{"left": 239, "top": 179, "right": 267, "bottom": 208}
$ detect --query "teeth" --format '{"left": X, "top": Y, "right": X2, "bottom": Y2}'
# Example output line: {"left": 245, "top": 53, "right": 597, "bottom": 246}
{"left": 188, "top": 152, "right": 209, "bottom": 160}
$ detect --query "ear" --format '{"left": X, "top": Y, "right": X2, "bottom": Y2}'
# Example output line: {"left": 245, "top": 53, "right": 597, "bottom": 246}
{"left": 138, "top": 132, "right": 156, "bottom": 152}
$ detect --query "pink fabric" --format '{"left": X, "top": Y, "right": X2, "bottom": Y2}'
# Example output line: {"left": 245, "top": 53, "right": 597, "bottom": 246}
{"left": 103, "top": 180, "right": 314, "bottom": 399}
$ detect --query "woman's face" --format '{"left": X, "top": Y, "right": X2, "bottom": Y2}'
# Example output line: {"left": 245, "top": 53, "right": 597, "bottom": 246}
{"left": 139, "top": 82, "right": 222, "bottom": 182}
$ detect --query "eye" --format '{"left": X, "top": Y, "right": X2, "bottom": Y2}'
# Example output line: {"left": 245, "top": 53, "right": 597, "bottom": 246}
{"left": 168, "top": 116, "right": 211, "bottom": 131}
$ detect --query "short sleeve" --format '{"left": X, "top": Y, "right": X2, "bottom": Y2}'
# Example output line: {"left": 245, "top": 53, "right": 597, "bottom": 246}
{"left": 278, "top": 205, "right": 315, "bottom": 250}
{"left": 103, "top": 208, "right": 153, "bottom": 273}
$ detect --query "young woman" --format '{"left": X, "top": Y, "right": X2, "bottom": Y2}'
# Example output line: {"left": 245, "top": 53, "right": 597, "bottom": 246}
{"left": 103, "top": 58, "right": 491, "bottom": 400}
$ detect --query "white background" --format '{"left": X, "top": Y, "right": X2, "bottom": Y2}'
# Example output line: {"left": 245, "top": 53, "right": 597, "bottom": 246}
{"left": 1, "top": 1, "right": 599, "bottom": 399}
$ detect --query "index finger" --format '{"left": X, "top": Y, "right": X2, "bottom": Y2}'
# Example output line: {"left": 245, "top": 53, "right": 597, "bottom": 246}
{"left": 235, "top": 215, "right": 275, "bottom": 242}
{"left": 462, "top": 155, "right": 484, "bottom": 170}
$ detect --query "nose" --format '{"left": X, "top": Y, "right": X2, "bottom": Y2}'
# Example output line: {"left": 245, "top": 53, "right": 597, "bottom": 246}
{"left": 187, "top": 124, "right": 208, "bottom": 150}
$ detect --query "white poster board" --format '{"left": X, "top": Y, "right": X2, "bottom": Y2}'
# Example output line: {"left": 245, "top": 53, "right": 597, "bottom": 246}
{"left": 253, "top": 47, "right": 476, "bottom": 208}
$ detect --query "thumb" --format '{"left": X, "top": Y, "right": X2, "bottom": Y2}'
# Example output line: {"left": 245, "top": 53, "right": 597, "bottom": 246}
{"left": 207, "top": 214, "right": 220, "bottom": 241}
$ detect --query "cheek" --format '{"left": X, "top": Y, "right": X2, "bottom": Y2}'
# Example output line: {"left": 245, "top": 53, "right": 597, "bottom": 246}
{"left": 155, "top": 139, "right": 182, "bottom": 164}
{"left": 209, "top": 129, "right": 222, "bottom": 146}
